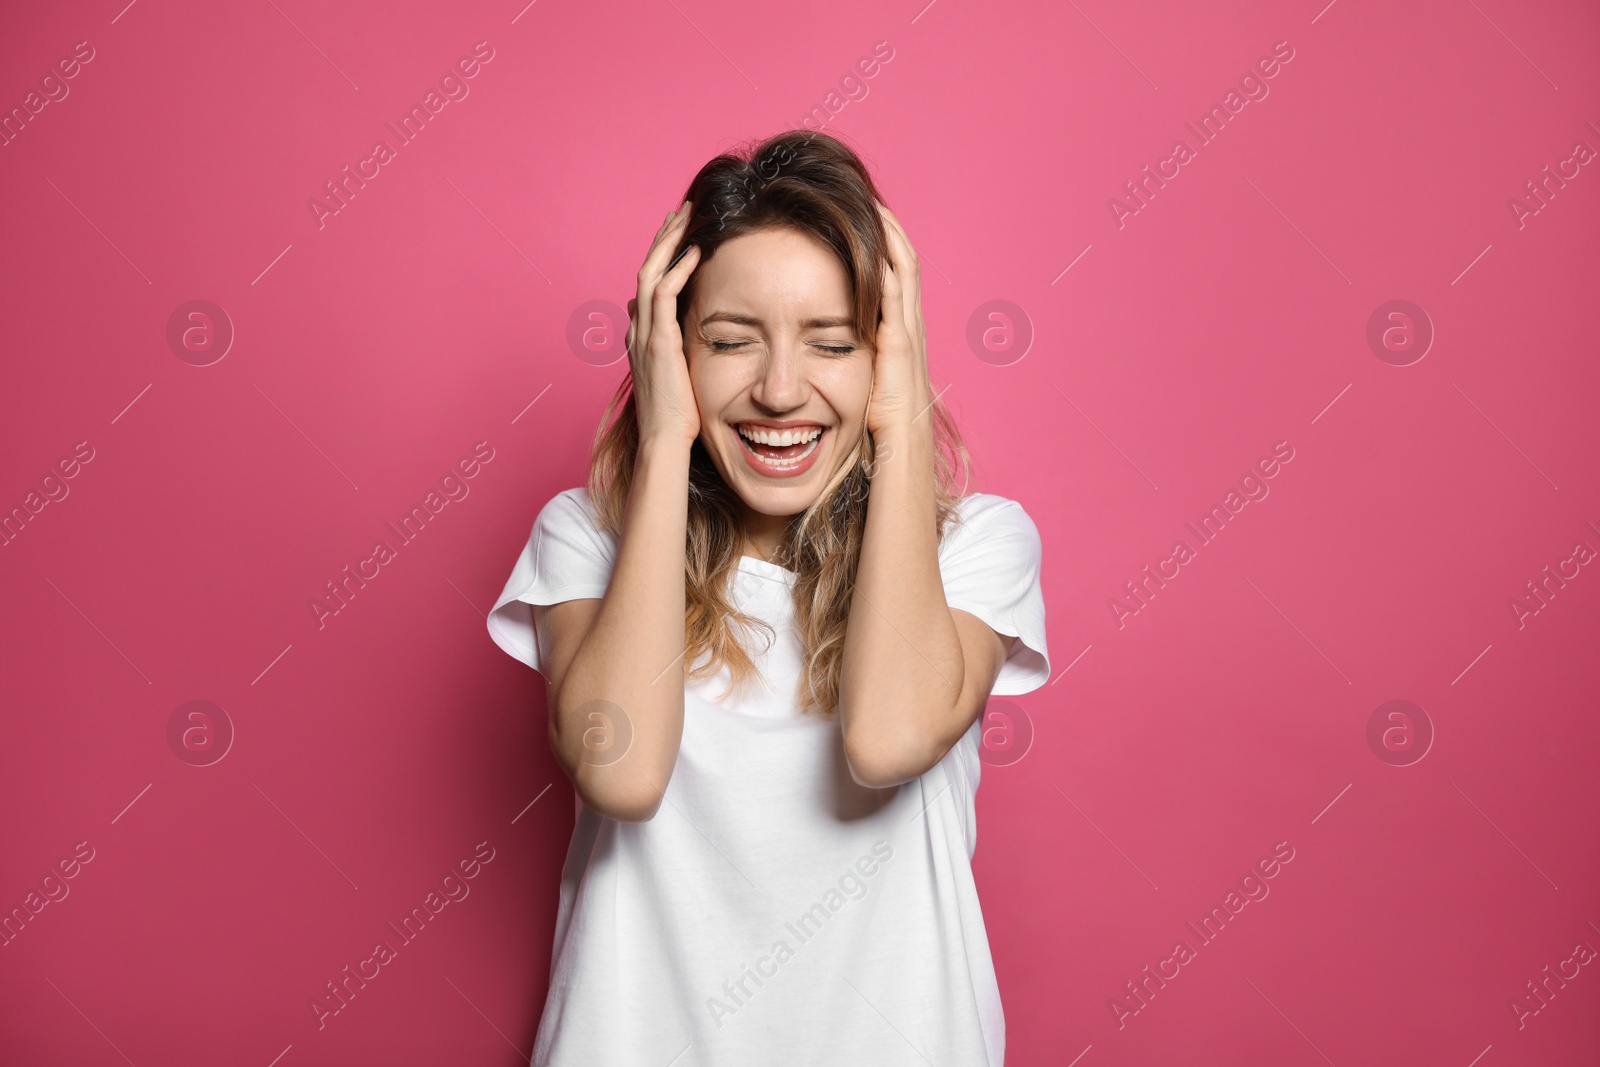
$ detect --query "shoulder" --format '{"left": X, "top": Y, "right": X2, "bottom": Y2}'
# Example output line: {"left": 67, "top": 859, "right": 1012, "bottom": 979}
{"left": 537, "top": 486, "right": 605, "bottom": 534}
{"left": 953, "top": 491, "right": 1029, "bottom": 525}
{"left": 936, "top": 492, "right": 1051, "bottom": 691}
{"left": 942, "top": 492, "right": 1040, "bottom": 552}
{"left": 545, "top": 485, "right": 596, "bottom": 516}
{"left": 526, "top": 487, "right": 617, "bottom": 569}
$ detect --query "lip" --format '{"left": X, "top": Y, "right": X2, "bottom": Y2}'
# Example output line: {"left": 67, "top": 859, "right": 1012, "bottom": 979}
{"left": 732, "top": 418, "right": 828, "bottom": 430}
{"left": 732, "top": 422, "right": 828, "bottom": 479}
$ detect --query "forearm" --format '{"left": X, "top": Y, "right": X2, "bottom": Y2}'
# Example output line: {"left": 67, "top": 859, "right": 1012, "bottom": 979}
{"left": 552, "top": 435, "right": 691, "bottom": 819}
{"left": 837, "top": 422, "right": 966, "bottom": 787}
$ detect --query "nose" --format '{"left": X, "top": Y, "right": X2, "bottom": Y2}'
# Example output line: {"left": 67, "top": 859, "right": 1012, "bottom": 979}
{"left": 749, "top": 338, "right": 808, "bottom": 412}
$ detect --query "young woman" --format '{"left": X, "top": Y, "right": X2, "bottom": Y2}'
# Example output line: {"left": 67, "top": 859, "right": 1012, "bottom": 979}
{"left": 487, "top": 130, "right": 1049, "bottom": 1066}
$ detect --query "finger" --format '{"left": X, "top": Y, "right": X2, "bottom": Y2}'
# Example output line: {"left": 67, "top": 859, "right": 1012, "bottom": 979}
{"left": 634, "top": 204, "right": 693, "bottom": 354}
{"left": 877, "top": 202, "right": 920, "bottom": 278}
{"left": 883, "top": 210, "right": 924, "bottom": 353}
{"left": 647, "top": 203, "right": 683, "bottom": 256}
{"left": 877, "top": 201, "right": 910, "bottom": 249}
{"left": 876, "top": 252, "right": 907, "bottom": 351}
{"left": 643, "top": 203, "right": 694, "bottom": 282}
{"left": 877, "top": 202, "right": 915, "bottom": 284}
{"left": 661, "top": 241, "right": 700, "bottom": 292}
{"left": 876, "top": 205, "right": 921, "bottom": 348}
{"left": 633, "top": 266, "right": 652, "bottom": 359}
{"left": 665, "top": 239, "right": 694, "bottom": 274}
{"left": 648, "top": 244, "right": 700, "bottom": 353}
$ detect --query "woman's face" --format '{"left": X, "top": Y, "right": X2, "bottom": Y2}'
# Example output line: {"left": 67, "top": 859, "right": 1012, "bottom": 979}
{"left": 685, "top": 226, "right": 873, "bottom": 520}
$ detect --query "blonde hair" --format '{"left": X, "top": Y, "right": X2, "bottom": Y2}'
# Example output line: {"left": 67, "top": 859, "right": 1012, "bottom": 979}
{"left": 587, "top": 129, "right": 974, "bottom": 716}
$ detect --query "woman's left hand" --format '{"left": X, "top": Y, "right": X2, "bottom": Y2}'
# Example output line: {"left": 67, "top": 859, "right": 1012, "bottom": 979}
{"left": 865, "top": 201, "right": 936, "bottom": 437}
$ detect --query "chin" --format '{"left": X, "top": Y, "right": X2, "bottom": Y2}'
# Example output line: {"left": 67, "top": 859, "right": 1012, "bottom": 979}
{"left": 722, "top": 466, "right": 828, "bottom": 516}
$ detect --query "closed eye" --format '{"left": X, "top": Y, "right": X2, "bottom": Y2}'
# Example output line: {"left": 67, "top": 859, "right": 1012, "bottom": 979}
{"left": 708, "top": 340, "right": 857, "bottom": 354}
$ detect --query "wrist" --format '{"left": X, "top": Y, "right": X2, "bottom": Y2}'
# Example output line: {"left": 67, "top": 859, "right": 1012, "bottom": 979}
{"left": 638, "top": 431, "right": 698, "bottom": 457}
{"left": 871, "top": 418, "right": 934, "bottom": 453}
{"left": 866, "top": 422, "right": 934, "bottom": 487}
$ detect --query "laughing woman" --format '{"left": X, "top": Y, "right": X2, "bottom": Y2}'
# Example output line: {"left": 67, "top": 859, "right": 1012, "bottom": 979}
{"left": 487, "top": 130, "right": 1049, "bottom": 1066}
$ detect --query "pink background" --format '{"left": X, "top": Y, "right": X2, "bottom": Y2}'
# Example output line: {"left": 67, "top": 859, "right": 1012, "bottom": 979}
{"left": 2, "top": 0, "right": 1597, "bottom": 1063}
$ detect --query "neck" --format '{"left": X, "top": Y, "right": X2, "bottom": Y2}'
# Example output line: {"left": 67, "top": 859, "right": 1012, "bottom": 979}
{"left": 735, "top": 504, "right": 793, "bottom": 564}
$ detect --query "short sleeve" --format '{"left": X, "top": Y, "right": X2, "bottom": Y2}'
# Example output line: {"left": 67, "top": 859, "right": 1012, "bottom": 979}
{"left": 938, "top": 494, "right": 1050, "bottom": 696}
{"left": 486, "top": 488, "right": 615, "bottom": 676}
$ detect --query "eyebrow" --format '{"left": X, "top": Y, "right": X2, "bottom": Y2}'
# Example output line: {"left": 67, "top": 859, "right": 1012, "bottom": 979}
{"left": 698, "top": 311, "right": 855, "bottom": 330}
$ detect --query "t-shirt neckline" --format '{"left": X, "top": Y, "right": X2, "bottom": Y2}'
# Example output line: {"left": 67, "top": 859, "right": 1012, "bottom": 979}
{"left": 738, "top": 554, "right": 796, "bottom": 582}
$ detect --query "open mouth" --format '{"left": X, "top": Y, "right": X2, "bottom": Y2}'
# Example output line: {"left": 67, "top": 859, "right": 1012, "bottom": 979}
{"left": 734, "top": 423, "right": 828, "bottom": 475}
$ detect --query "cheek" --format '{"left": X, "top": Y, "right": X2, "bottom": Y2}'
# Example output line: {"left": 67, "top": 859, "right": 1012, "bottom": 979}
{"left": 686, "top": 362, "right": 738, "bottom": 419}
{"left": 682, "top": 354, "right": 709, "bottom": 397}
{"left": 823, "top": 360, "right": 874, "bottom": 417}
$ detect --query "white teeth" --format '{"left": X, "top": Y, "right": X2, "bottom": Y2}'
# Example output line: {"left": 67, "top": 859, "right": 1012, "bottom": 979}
{"left": 737, "top": 424, "right": 824, "bottom": 447}
{"left": 741, "top": 430, "right": 822, "bottom": 469}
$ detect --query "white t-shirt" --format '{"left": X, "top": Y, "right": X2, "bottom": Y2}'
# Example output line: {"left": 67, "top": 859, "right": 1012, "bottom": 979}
{"left": 487, "top": 487, "right": 1049, "bottom": 1067}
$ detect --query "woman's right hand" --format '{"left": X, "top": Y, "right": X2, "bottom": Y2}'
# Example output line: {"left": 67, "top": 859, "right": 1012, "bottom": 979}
{"left": 626, "top": 201, "right": 703, "bottom": 448}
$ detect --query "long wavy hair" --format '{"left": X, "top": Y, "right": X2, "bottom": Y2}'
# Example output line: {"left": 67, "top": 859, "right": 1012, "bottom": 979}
{"left": 586, "top": 129, "right": 973, "bottom": 717}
